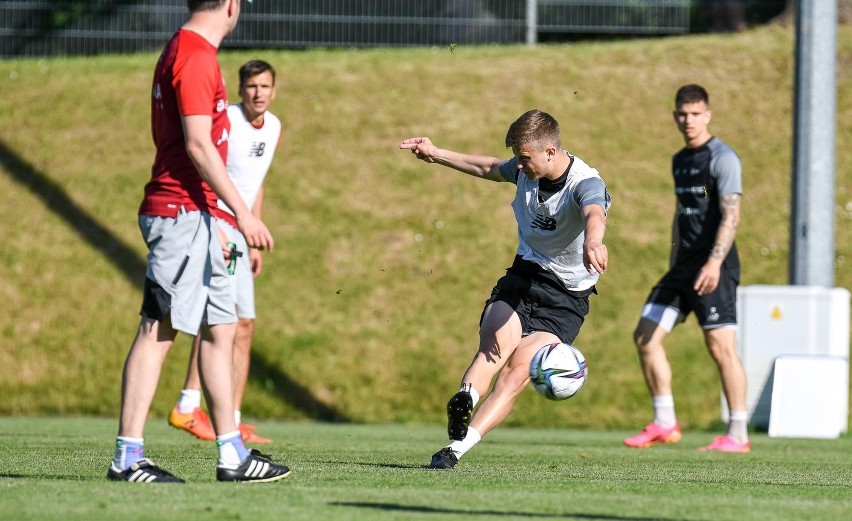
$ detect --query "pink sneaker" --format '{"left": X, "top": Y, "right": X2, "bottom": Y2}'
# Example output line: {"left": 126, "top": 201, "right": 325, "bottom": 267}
{"left": 698, "top": 435, "right": 751, "bottom": 453}
{"left": 624, "top": 423, "right": 682, "bottom": 448}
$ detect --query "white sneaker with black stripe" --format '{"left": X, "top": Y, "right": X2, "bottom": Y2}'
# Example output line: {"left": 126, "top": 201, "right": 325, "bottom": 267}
{"left": 216, "top": 449, "right": 291, "bottom": 483}
{"left": 107, "top": 458, "right": 184, "bottom": 483}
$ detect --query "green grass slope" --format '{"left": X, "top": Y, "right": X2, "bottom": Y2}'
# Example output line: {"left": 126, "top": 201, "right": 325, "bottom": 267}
{"left": 0, "top": 25, "right": 849, "bottom": 430}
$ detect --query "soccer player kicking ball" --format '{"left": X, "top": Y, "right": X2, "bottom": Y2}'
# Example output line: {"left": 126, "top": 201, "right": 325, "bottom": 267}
{"left": 400, "top": 110, "right": 610, "bottom": 469}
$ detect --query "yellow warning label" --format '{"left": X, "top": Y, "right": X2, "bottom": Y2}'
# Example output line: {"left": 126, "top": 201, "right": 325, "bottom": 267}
{"left": 771, "top": 306, "right": 783, "bottom": 320}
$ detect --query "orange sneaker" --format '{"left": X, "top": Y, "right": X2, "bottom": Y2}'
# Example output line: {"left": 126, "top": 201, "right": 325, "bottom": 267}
{"left": 168, "top": 405, "right": 216, "bottom": 441}
{"left": 698, "top": 435, "right": 751, "bottom": 453}
{"left": 239, "top": 422, "right": 272, "bottom": 444}
{"left": 623, "top": 423, "right": 682, "bottom": 448}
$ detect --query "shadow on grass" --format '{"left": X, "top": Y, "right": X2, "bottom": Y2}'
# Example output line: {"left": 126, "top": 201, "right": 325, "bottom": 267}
{"left": 248, "top": 342, "right": 347, "bottom": 421}
{"left": 330, "top": 502, "right": 697, "bottom": 520}
{"left": 0, "top": 139, "right": 146, "bottom": 287}
{"left": 318, "top": 460, "right": 425, "bottom": 470}
{"left": 0, "top": 139, "right": 348, "bottom": 423}
{"left": 0, "top": 473, "right": 95, "bottom": 481}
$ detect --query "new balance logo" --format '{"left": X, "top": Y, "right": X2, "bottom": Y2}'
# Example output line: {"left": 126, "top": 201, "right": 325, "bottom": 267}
{"left": 249, "top": 142, "right": 266, "bottom": 157}
{"left": 531, "top": 215, "right": 557, "bottom": 231}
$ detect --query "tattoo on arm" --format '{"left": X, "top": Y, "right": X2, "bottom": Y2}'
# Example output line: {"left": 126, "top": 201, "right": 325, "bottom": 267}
{"left": 710, "top": 193, "right": 741, "bottom": 261}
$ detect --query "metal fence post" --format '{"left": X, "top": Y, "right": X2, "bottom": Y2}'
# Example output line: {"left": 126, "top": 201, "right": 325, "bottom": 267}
{"left": 526, "top": 0, "right": 538, "bottom": 46}
{"left": 790, "top": 0, "right": 838, "bottom": 287}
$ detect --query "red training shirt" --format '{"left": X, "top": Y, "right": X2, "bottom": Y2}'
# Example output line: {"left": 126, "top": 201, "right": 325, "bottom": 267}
{"left": 139, "top": 29, "right": 230, "bottom": 218}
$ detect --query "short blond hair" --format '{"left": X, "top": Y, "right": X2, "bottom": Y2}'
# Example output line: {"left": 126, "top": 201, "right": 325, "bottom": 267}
{"left": 504, "top": 109, "right": 561, "bottom": 151}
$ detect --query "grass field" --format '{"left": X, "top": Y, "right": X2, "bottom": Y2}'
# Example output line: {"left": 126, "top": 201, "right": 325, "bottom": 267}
{"left": 1, "top": 417, "right": 850, "bottom": 521}
{"left": 1, "top": 25, "right": 850, "bottom": 430}
{"left": 2, "top": 24, "right": 851, "bottom": 521}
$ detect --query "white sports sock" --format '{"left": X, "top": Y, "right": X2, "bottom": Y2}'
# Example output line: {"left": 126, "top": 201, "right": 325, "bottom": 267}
{"left": 234, "top": 410, "right": 242, "bottom": 426}
{"left": 447, "top": 426, "right": 482, "bottom": 459}
{"left": 727, "top": 410, "right": 749, "bottom": 442}
{"left": 216, "top": 430, "right": 249, "bottom": 466}
{"left": 652, "top": 395, "right": 677, "bottom": 428}
{"left": 114, "top": 436, "right": 144, "bottom": 469}
{"left": 177, "top": 389, "right": 202, "bottom": 414}
{"left": 459, "top": 384, "right": 480, "bottom": 408}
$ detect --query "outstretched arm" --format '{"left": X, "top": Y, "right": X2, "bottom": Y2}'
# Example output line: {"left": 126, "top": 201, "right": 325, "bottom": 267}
{"left": 694, "top": 193, "right": 741, "bottom": 295}
{"left": 400, "top": 137, "right": 505, "bottom": 182}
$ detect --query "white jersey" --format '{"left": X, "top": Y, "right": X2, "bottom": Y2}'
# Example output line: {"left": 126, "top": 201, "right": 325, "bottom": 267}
{"left": 499, "top": 153, "right": 610, "bottom": 291}
{"left": 218, "top": 104, "right": 282, "bottom": 216}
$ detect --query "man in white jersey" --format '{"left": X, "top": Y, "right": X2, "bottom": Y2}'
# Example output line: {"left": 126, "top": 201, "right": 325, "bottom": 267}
{"left": 168, "top": 60, "right": 282, "bottom": 444}
{"left": 623, "top": 84, "right": 749, "bottom": 453}
{"left": 400, "top": 109, "right": 610, "bottom": 469}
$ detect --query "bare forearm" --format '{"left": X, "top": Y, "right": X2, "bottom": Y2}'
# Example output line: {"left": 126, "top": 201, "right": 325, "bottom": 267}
{"left": 252, "top": 186, "right": 264, "bottom": 219}
{"left": 186, "top": 140, "right": 250, "bottom": 217}
{"left": 582, "top": 205, "right": 608, "bottom": 274}
{"left": 584, "top": 211, "right": 606, "bottom": 246}
{"left": 670, "top": 210, "right": 679, "bottom": 267}
{"left": 709, "top": 193, "right": 741, "bottom": 262}
{"left": 401, "top": 137, "right": 503, "bottom": 181}
{"left": 431, "top": 149, "right": 503, "bottom": 180}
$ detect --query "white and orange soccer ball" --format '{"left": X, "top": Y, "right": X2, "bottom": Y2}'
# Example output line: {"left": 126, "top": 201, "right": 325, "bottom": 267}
{"left": 529, "top": 343, "right": 588, "bottom": 400}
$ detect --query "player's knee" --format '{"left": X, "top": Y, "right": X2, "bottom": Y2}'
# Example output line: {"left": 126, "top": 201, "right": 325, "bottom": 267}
{"left": 237, "top": 318, "right": 255, "bottom": 335}
{"left": 633, "top": 327, "right": 653, "bottom": 350}
{"left": 707, "top": 342, "right": 736, "bottom": 365}
{"left": 503, "top": 364, "right": 532, "bottom": 395}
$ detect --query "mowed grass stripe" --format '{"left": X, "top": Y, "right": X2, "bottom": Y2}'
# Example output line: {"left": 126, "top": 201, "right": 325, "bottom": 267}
{"left": 0, "top": 417, "right": 850, "bottom": 521}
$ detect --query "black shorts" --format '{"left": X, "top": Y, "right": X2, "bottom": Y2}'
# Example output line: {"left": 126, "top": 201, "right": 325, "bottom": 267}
{"left": 481, "top": 268, "right": 592, "bottom": 344}
{"left": 644, "top": 260, "right": 739, "bottom": 329}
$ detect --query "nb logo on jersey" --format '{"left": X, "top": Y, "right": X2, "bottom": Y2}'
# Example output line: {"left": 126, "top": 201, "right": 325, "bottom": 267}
{"left": 531, "top": 215, "right": 557, "bottom": 231}
{"left": 249, "top": 142, "right": 266, "bottom": 157}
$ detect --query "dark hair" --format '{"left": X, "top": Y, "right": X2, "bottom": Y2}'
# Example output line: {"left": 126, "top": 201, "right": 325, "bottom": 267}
{"left": 187, "top": 0, "right": 227, "bottom": 13}
{"left": 504, "top": 109, "right": 561, "bottom": 151}
{"left": 239, "top": 60, "right": 276, "bottom": 88}
{"left": 675, "top": 84, "right": 709, "bottom": 107}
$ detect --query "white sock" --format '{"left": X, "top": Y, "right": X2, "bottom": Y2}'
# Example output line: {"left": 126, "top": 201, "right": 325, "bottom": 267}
{"left": 727, "top": 410, "right": 749, "bottom": 442}
{"left": 459, "top": 384, "right": 480, "bottom": 408}
{"left": 177, "top": 389, "right": 202, "bottom": 414}
{"left": 447, "top": 426, "right": 482, "bottom": 459}
{"left": 113, "top": 436, "right": 144, "bottom": 469}
{"left": 234, "top": 410, "right": 242, "bottom": 425}
{"left": 216, "top": 430, "right": 249, "bottom": 466}
{"left": 652, "top": 395, "right": 677, "bottom": 428}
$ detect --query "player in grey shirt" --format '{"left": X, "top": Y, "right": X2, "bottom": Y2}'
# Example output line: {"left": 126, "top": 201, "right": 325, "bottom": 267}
{"left": 624, "top": 84, "right": 750, "bottom": 453}
{"left": 400, "top": 109, "right": 610, "bottom": 469}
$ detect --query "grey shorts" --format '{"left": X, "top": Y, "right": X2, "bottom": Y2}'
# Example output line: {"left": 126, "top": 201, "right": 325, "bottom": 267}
{"left": 219, "top": 218, "right": 256, "bottom": 320}
{"left": 138, "top": 209, "right": 237, "bottom": 335}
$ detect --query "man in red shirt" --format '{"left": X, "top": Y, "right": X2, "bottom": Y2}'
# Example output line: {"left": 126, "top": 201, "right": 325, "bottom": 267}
{"left": 107, "top": 0, "right": 291, "bottom": 483}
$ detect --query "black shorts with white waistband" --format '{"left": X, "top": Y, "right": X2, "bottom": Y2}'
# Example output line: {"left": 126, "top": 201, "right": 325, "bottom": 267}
{"left": 644, "top": 259, "right": 739, "bottom": 330}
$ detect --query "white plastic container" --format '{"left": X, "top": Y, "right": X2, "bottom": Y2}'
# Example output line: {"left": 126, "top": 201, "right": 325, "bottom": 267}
{"left": 722, "top": 285, "right": 850, "bottom": 435}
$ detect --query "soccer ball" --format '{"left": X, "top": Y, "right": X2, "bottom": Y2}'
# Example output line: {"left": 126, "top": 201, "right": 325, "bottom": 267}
{"left": 529, "top": 343, "right": 588, "bottom": 400}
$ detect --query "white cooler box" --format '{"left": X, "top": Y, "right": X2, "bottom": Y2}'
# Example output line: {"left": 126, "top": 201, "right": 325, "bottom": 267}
{"left": 722, "top": 285, "right": 850, "bottom": 437}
